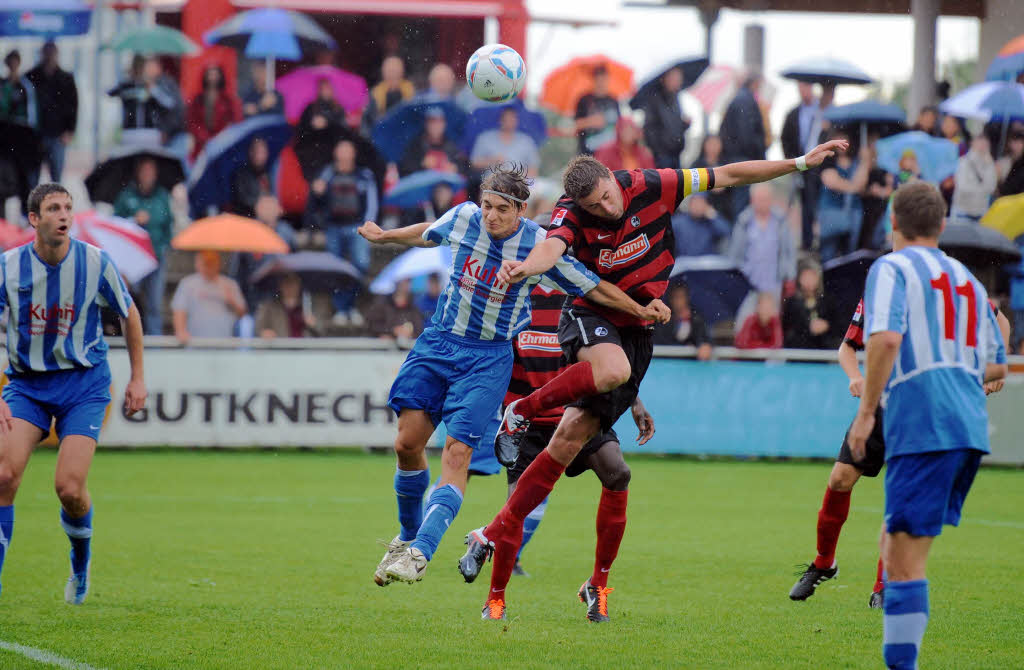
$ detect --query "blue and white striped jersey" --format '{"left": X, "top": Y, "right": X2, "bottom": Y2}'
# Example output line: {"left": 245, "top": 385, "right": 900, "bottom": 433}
{"left": 864, "top": 245, "right": 1006, "bottom": 457}
{"left": 424, "top": 203, "right": 599, "bottom": 341}
{"left": 1, "top": 239, "right": 133, "bottom": 374}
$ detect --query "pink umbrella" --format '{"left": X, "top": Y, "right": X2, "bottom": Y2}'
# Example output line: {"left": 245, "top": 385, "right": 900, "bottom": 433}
{"left": 2, "top": 212, "right": 158, "bottom": 285}
{"left": 276, "top": 65, "right": 369, "bottom": 124}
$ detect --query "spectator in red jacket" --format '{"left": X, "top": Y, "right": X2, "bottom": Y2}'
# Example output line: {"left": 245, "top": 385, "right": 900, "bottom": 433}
{"left": 593, "top": 117, "right": 655, "bottom": 171}
{"left": 187, "top": 64, "right": 242, "bottom": 160}
{"left": 735, "top": 292, "right": 783, "bottom": 349}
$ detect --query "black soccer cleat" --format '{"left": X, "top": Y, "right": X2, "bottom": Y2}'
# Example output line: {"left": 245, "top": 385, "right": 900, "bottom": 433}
{"left": 458, "top": 527, "right": 493, "bottom": 583}
{"left": 789, "top": 562, "right": 839, "bottom": 601}
{"left": 869, "top": 589, "right": 884, "bottom": 609}
{"left": 494, "top": 401, "right": 529, "bottom": 468}
{"left": 511, "top": 560, "right": 529, "bottom": 577}
{"left": 578, "top": 579, "right": 613, "bottom": 623}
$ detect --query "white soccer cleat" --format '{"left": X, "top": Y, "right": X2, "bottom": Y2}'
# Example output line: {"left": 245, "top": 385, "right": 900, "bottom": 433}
{"left": 64, "top": 564, "right": 90, "bottom": 605}
{"left": 386, "top": 547, "right": 428, "bottom": 583}
{"left": 374, "top": 536, "right": 411, "bottom": 587}
{"left": 498, "top": 400, "right": 528, "bottom": 435}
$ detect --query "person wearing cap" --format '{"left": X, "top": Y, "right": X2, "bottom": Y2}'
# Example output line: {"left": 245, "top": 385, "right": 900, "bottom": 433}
{"left": 25, "top": 41, "right": 77, "bottom": 183}
{"left": 399, "top": 106, "right": 467, "bottom": 176}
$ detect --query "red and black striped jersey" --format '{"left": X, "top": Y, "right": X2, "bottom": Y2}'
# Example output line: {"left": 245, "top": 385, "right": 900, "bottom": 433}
{"left": 505, "top": 284, "right": 569, "bottom": 427}
{"left": 548, "top": 167, "right": 715, "bottom": 327}
{"left": 843, "top": 296, "right": 999, "bottom": 351}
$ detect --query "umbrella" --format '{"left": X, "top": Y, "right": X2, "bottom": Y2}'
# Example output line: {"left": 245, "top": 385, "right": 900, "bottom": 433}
{"left": 985, "top": 34, "right": 1024, "bottom": 82}
{"left": 981, "top": 193, "right": 1024, "bottom": 241}
{"left": 293, "top": 122, "right": 386, "bottom": 186}
{"left": 823, "top": 249, "right": 882, "bottom": 326}
{"left": 250, "top": 251, "right": 361, "bottom": 292}
{"left": 539, "top": 55, "right": 633, "bottom": 117}
{"left": 172, "top": 214, "right": 289, "bottom": 254}
{"left": 629, "top": 56, "right": 709, "bottom": 111}
{"left": 0, "top": 119, "right": 42, "bottom": 168}
{"left": 384, "top": 171, "right": 466, "bottom": 210}
{"left": 104, "top": 26, "right": 198, "bottom": 56}
{"left": 371, "top": 100, "right": 468, "bottom": 164}
{"left": 203, "top": 8, "right": 336, "bottom": 89}
{"left": 369, "top": 246, "right": 453, "bottom": 295}
{"left": 669, "top": 255, "right": 751, "bottom": 324}
{"left": 85, "top": 145, "right": 185, "bottom": 205}
{"left": 459, "top": 99, "right": 547, "bottom": 154}
{"left": 939, "top": 81, "right": 1024, "bottom": 122}
{"left": 275, "top": 65, "right": 368, "bottom": 124}
{"left": 824, "top": 100, "right": 907, "bottom": 146}
{"left": 876, "top": 131, "right": 959, "bottom": 184}
{"left": 686, "top": 64, "right": 739, "bottom": 114}
{"left": 187, "top": 114, "right": 292, "bottom": 217}
{"left": 939, "top": 222, "right": 1022, "bottom": 268}
{"left": 0, "top": 0, "right": 91, "bottom": 37}
{"left": 780, "top": 57, "right": 873, "bottom": 86}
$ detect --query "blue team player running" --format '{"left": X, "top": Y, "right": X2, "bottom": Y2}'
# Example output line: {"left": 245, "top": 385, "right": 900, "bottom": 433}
{"left": 357, "top": 165, "right": 669, "bottom": 585}
{"left": 0, "top": 184, "right": 147, "bottom": 604}
{"left": 848, "top": 182, "right": 1006, "bottom": 670}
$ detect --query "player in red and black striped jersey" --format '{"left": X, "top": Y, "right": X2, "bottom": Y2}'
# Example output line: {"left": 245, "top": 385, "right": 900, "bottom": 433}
{"left": 790, "top": 298, "right": 1011, "bottom": 607}
{"left": 471, "top": 138, "right": 848, "bottom": 622}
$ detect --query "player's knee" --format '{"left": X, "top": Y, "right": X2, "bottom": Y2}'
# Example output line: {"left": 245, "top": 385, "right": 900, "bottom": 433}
{"left": 442, "top": 441, "right": 472, "bottom": 471}
{"left": 54, "top": 476, "right": 86, "bottom": 508}
{"left": 0, "top": 463, "right": 21, "bottom": 497}
{"left": 594, "top": 359, "right": 631, "bottom": 392}
{"left": 392, "top": 436, "right": 424, "bottom": 462}
{"left": 601, "top": 463, "right": 631, "bottom": 491}
{"left": 828, "top": 466, "right": 859, "bottom": 492}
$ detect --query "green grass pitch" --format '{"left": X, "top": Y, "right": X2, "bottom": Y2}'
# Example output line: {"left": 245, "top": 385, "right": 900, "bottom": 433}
{"left": 0, "top": 450, "right": 1022, "bottom": 669}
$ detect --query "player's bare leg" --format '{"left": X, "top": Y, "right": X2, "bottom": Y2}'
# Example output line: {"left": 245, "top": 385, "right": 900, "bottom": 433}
{"left": 376, "top": 410, "right": 434, "bottom": 586}
{"left": 55, "top": 435, "right": 97, "bottom": 604}
{"left": 0, "top": 419, "right": 46, "bottom": 599}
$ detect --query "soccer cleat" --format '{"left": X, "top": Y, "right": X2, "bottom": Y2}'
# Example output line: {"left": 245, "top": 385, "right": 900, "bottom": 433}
{"left": 512, "top": 560, "right": 529, "bottom": 577}
{"left": 789, "top": 562, "right": 839, "bottom": 601}
{"left": 578, "top": 579, "right": 613, "bottom": 623}
{"left": 64, "top": 564, "right": 90, "bottom": 605}
{"left": 481, "top": 599, "right": 507, "bottom": 620}
{"left": 869, "top": 589, "right": 884, "bottom": 609}
{"left": 373, "top": 536, "right": 411, "bottom": 587}
{"left": 494, "top": 401, "right": 529, "bottom": 467}
{"left": 386, "top": 547, "right": 428, "bottom": 583}
{"left": 457, "top": 527, "right": 494, "bottom": 583}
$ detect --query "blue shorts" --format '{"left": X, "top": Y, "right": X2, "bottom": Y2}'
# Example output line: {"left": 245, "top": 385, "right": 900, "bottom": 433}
{"left": 467, "top": 408, "right": 503, "bottom": 475}
{"left": 885, "top": 448, "right": 983, "bottom": 537}
{"left": 388, "top": 328, "right": 513, "bottom": 451}
{"left": 2, "top": 362, "right": 112, "bottom": 442}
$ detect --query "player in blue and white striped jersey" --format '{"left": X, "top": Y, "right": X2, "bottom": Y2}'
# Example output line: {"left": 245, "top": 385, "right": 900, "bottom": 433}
{"left": 357, "top": 165, "right": 669, "bottom": 586}
{"left": 0, "top": 184, "right": 148, "bottom": 605}
{"left": 848, "top": 182, "right": 1007, "bottom": 670}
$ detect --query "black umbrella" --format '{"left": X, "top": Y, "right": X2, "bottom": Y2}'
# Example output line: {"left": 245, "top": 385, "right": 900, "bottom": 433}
{"left": 823, "top": 249, "right": 883, "bottom": 326}
{"left": 669, "top": 255, "right": 751, "bottom": 324}
{"left": 85, "top": 145, "right": 186, "bottom": 204}
{"left": 0, "top": 120, "right": 42, "bottom": 169}
{"left": 293, "top": 123, "right": 386, "bottom": 188}
{"left": 780, "top": 58, "right": 873, "bottom": 86}
{"left": 939, "top": 223, "right": 1022, "bottom": 268}
{"left": 629, "top": 57, "right": 709, "bottom": 110}
{"left": 250, "top": 251, "right": 362, "bottom": 292}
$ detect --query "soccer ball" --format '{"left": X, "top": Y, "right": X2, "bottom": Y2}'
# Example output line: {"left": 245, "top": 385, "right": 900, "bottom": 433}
{"left": 466, "top": 44, "right": 526, "bottom": 103}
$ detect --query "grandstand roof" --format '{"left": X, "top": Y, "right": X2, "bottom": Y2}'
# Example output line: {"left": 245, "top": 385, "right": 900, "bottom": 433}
{"left": 627, "top": 0, "right": 984, "bottom": 18}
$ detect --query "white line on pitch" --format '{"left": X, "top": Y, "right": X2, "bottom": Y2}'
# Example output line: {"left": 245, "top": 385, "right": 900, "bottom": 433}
{"left": 0, "top": 640, "right": 108, "bottom": 670}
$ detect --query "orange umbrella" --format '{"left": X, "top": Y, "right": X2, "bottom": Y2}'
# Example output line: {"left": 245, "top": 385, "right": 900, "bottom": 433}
{"left": 171, "top": 214, "right": 289, "bottom": 254}
{"left": 539, "top": 55, "right": 634, "bottom": 117}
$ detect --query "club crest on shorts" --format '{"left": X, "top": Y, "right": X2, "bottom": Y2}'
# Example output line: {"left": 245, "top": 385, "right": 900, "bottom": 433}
{"left": 595, "top": 326, "right": 608, "bottom": 337}
{"left": 630, "top": 215, "right": 640, "bottom": 227}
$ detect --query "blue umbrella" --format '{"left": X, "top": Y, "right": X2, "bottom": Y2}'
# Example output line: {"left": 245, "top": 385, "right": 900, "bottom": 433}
{"left": 939, "top": 81, "right": 1024, "bottom": 122}
{"left": 459, "top": 99, "right": 547, "bottom": 154}
{"left": 986, "top": 53, "right": 1024, "bottom": 82}
{"left": 669, "top": 255, "right": 751, "bottom": 325}
{"left": 384, "top": 171, "right": 466, "bottom": 210}
{"left": 876, "top": 131, "right": 959, "bottom": 184}
{"left": 0, "top": 0, "right": 91, "bottom": 37}
{"left": 369, "top": 246, "right": 453, "bottom": 295}
{"left": 372, "top": 100, "right": 469, "bottom": 163}
{"left": 780, "top": 57, "right": 873, "bottom": 86}
{"left": 251, "top": 251, "right": 361, "bottom": 292}
{"left": 824, "top": 101, "right": 905, "bottom": 125}
{"left": 628, "top": 56, "right": 709, "bottom": 110}
{"left": 187, "top": 114, "right": 293, "bottom": 218}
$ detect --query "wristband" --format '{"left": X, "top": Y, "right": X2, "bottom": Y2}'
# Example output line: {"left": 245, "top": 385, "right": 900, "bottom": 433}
{"left": 795, "top": 155, "right": 809, "bottom": 172}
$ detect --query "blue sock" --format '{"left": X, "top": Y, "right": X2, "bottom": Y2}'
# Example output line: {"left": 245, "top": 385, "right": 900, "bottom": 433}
{"left": 60, "top": 507, "right": 92, "bottom": 576}
{"left": 411, "top": 484, "right": 463, "bottom": 561}
{"left": 395, "top": 469, "right": 429, "bottom": 542}
{"left": 516, "top": 497, "right": 548, "bottom": 560}
{"left": 0, "top": 505, "right": 12, "bottom": 594}
{"left": 883, "top": 579, "right": 929, "bottom": 670}
{"left": 423, "top": 476, "right": 442, "bottom": 507}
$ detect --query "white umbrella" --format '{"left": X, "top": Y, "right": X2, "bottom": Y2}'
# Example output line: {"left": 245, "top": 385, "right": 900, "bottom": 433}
{"left": 369, "top": 246, "right": 452, "bottom": 295}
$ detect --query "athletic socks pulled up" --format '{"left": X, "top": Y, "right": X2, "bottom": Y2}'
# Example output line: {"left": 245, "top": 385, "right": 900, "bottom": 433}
{"left": 516, "top": 497, "right": 548, "bottom": 560}
{"left": 591, "top": 488, "right": 628, "bottom": 589}
{"left": 486, "top": 450, "right": 565, "bottom": 539}
{"left": 394, "top": 468, "right": 430, "bottom": 542}
{"left": 814, "top": 487, "right": 851, "bottom": 570}
{"left": 514, "top": 361, "right": 597, "bottom": 421}
{"left": 0, "top": 504, "right": 12, "bottom": 593}
{"left": 60, "top": 507, "right": 92, "bottom": 576}
{"left": 411, "top": 484, "right": 462, "bottom": 561}
{"left": 874, "top": 556, "right": 886, "bottom": 594}
{"left": 883, "top": 579, "right": 929, "bottom": 670}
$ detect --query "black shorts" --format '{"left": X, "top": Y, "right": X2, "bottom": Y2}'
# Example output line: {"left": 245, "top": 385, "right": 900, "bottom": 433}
{"left": 837, "top": 406, "right": 886, "bottom": 477}
{"left": 558, "top": 304, "right": 654, "bottom": 433}
{"left": 507, "top": 423, "right": 619, "bottom": 484}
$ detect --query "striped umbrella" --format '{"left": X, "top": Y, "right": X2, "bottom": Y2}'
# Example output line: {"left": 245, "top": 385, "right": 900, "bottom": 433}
{"left": 686, "top": 65, "right": 738, "bottom": 114}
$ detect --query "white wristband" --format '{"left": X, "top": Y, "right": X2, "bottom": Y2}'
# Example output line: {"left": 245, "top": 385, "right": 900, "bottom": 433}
{"left": 795, "top": 155, "right": 809, "bottom": 172}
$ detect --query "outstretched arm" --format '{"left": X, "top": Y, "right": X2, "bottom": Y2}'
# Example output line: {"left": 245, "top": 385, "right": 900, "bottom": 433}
{"left": 357, "top": 221, "right": 437, "bottom": 248}
{"left": 498, "top": 237, "right": 567, "bottom": 285}
{"left": 583, "top": 280, "right": 671, "bottom": 324}
{"left": 713, "top": 139, "right": 849, "bottom": 189}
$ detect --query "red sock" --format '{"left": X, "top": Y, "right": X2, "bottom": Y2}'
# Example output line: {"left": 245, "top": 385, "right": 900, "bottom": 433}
{"left": 814, "top": 487, "right": 851, "bottom": 569}
{"left": 591, "top": 488, "right": 628, "bottom": 588}
{"left": 486, "top": 517, "right": 522, "bottom": 604}
{"left": 873, "top": 556, "right": 885, "bottom": 593}
{"left": 515, "top": 361, "right": 597, "bottom": 420}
